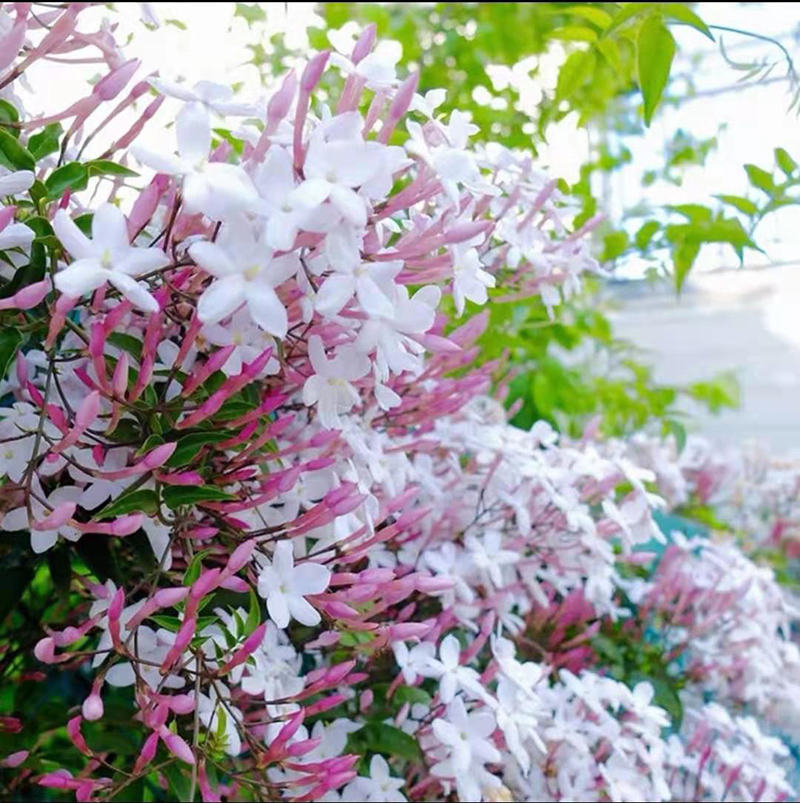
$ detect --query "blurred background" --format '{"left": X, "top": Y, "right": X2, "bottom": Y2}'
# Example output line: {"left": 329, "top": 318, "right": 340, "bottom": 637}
{"left": 46, "top": 2, "right": 800, "bottom": 450}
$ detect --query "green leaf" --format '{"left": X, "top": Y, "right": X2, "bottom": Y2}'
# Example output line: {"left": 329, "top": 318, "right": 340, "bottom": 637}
{"left": 165, "top": 431, "right": 232, "bottom": 467}
{"left": 601, "top": 230, "right": 629, "bottom": 261}
{"left": 245, "top": 586, "right": 261, "bottom": 636}
{"left": 47, "top": 548, "right": 72, "bottom": 595}
{"left": 775, "top": 147, "right": 797, "bottom": 178}
{"left": 86, "top": 159, "right": 139, "bottom": 178}
{"left": 163, "top": 763, "right": 193, "bottom": 800}
{"left": 234, "top": 3, "right": 266, "bottom": 26}
{"left": 663, "top": 419, "right": 687, "bottom": 453}
{"left": 0, "top": 565, "right": 34, "bottom": 624}
{"left": 634, "top": 220, "right": 660, "bottom": 250}
{"left": 394, "top": 686, "right": 432, "bottom": 707}
{"left": 552, "top": 26, "right": 598, "bottom": 43}
{"left": 347, "top": 722, "right": 422, "bottom": 761}
{"left": 106, "top": 332, "right": 143, "bottom": 360}
{"left": 715, "top": 194, "right": 758, "bottom": 215}
{"left": 183, "top": 548, "right": 214, "bottom": 586}
{"left": 566, "top": 5, "right": 612, "bottom": 29}
{"left": 165, "top": 18, "right": 188, "bottom": 30}
{"left": 744, "top": 163, "right": 775, "bottom": 195}
{"left": 0, "top": 99, "right": 20, "bottom": 137}
{"left": 27, "top": 123, "right": 63, "bottom": 160}
{"left": 604, "top": 3, "right": 654, "bottom": 37}
{"left": 0, "top": 329, "right": 23, "bottom": 380}
{"left": 74, "top": 534, "right": 120, "bottom": 583}
{"left": 163, "top": 485, "right": 237, "bottom": 509}
{"left": 46, "top": 162, "right": 88, "bottom": 198}
{"left": 0, "top": 128, "right": 35, "bottom": 171}
{"left": 672, "top": 238, "right": 700, "bottom": 292}
{"left": 637, "top": 15, "right": 675, "bottom": 126}
{"left": 556, "top": 48, "right": 597, "bottom": 100}
{"left": 662, "top": 4, "right": 714, "bottom": 41}
{"left": 95, "top": 489, "right": 159, "bottom": 519}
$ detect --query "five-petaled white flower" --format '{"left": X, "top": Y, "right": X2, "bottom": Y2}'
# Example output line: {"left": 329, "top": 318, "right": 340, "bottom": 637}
{"left": 302, "top": 335, "right": 371, "bottom": 430}
{"left": 133, "top": 103, "right": 257, "bottom": 221}
{"left": 53, "top": 204, "right": 169, "bottom": 312}
{"left": 190, "top": 217, "right": 299, "bottom": 338}
{"left": 257, "top": 540, "right": 331, "bottom": 628}
{"left": 342, "top": 754, "right": 407, "bottom": 802}
{"left": 421, "top": 633, "right": 488, "bottom": 704}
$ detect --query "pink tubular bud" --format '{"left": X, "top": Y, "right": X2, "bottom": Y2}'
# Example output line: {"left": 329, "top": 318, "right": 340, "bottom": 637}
{"left": 325, "top": 601, "right": 360, "bottom": 620}
{"left": 112, "top": 354, "right": 128, "bottom": 398}
{"left": 154, "top": 587, "right": 190, "bottom": 608}
{"left": 1, "top": 750, "right": 28, "bottom": 768}
{"left": 219, "top": 576, "right": 249, "bottom": 593}
{"left": 32, "top": 501, "right": 76, "bottom": 531}
{"left": 142, "top": 442, "right": 177, "bottom": 470}
{"left": 304, "top": 693, "right": 347, "bottom": 717}
{"left": 46, "top": 293, "right": 78, "bottom": 349}
{"left": 190, "top": 568, "right": 221, "bottom": 601}
{"left": 351, "top": 23, "right": 377, "bottom": 64}
{"left": 380, "top": 71, "right": 419, "bottom": 143}
{"left": 165, "top": 694, "right": 195, "bottom": 715}
{"left": 286, "top": 737, "right": 321, "bottom": 758}
{"left": 267, "top": 69, "right": 297, "bottom": 124}
{"left": 156, "top": 470, "right": 203, "bottom": 486}
{"left": 388, "top": 622, "right": 434, "bottom": 641}
{"left": 220, "top": 623, "right": 266, "bottom": 674}
{"left": 133, "top": 731, "right": 159, "bottom": 774}
{"left": 0, "top": 279, "right": 49, "bottom": 310}
{"left": 198, "top": 761, "right": 221, "bottom": 803}
{"left": 159, "top": 726, "right": 195, "bottom": 765}
{"left": 78, "top": 513, "right": 144, "bottom": 537}
{"left": 414, "top": 575, "right": 455, "bottom": 593}
{"left": 67, "top": 716, "right": 92, "bottom": 756}
{"left": 223, "top": 540, "right": 255, "bottom": 577}
{"left": 161, "top": 617, "right": 196, "bottom": 672}
{"left": 301, "top": 50, "right": 330, "bottom": 93}
{"left": 94, "top": 58, "right": 140, "bottom": 101}
{"left": 359, "top": 689, "right": 374, "bottom": 712}
{"left": 443, "top": 220, "right": 492, "bottom": 245}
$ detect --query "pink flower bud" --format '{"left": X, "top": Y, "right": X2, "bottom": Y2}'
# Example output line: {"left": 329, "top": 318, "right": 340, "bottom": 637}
{"left": 190, "top": 568, "right": 221, "bottom": 601}
{"left": 161, "top": 617, "right": 196, "bottom": 672}
{"left": 301, "top": 50, "right": 330, "bottom": 93}
{"left": 112, "top": 354, "right": 128, "bottom": 398}
{"left": 82, "top": 691, "right": 104, "bottom": 721}
{"left": 34, "top": 637, "right": 56, "bottom": 663}
{"left": 388, "top": 622, "right": 433, "bottom": 640}
{"left": 133, "top": 731, "right": 159, "bottom": 774}
{"left": 142, "top": 442, "right": 177, "bottom": 470}
{"left": 159, "top": 726, "right": 195, "bottom": 765}
{"left": 94, "top": 59, "right": 140, "bottom": 100}
{"left": 0, "top": 279, "right": 49, "bottom": 310}
{"left": 154, "top": 587, "right": 190, "bottom": 608}
{"left": 223, "top": 539, "right": 255, "bottom": 576}
{"left": 32, "top": 501, "right": 75, "bottom": 531}
{"left": 359, "top": 689, "right": 373, "bottom": 712}
{"left": 221, "top": 623, "right": 265, "bottom": 674}
{"left": 165, "top": 694, "right": 196, "bottom": 715}
{"left": 67, "top": 716, "right": 91, "bottom": 756}
{"left": 267, "top": 70, "right": 298, "bottom": 124}
{"left": 1, "top": 750, "right": 28, "bottom": 768}
{"left": 351, "top": 23, "right": 377, "bottom": 64}
{"left": 414, "top": 575, "right": 455, "bottom": 593}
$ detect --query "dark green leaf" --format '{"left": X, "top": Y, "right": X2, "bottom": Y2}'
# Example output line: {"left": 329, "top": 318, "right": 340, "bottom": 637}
{"left": 86, "top": 159, "right": 139, "bottom": 178}
{"left": 0, "top": 564, "right": 34, "bottom": 624}
{"left": 45, "top": 162, "right": 88, "bottom": 199}
{"left": 637, "top": 15, "right": 675, "bottom": 126}
{"left": 95, "top": 489, "right": 159, "bottom": 519}
{"left": 183, "top": 548, "right": 214, "bottom": 586}
{"left": 0, "top": 128, "right": 34, "bottom": 171}
{"left": 0, "top": 100, "right": 20, "bottom": 138}
{"left": 245, "top": 586, "right": 261, "bottom": 635}
{"left": 27, "top": 123, "right": 63, "bottom": 160}
{"left": 46, "top": 549, "right": 72, "bottom": 595}
{"left": 163, "top": 485, "right": 237, "bottom": 509}
{"left": 347, "top": 722, "right": 422, "bottom": 761}
{"left": 0, "top": 329, "right": 23, "bottom": 380}
{"left": 74, "top": 534, "right": 121, "bottom": 583}
{"left": 165, "top": 431, "right": 232, "bottom": 467}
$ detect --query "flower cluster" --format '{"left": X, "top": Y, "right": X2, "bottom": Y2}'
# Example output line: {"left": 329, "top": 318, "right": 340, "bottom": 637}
{"left": 1, "top": 6, "right": 799, "bottom": 803}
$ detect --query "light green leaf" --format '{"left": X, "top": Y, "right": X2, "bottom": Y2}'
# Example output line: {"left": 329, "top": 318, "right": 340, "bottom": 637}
{"left": 637, "top": 15, "right": 676, "bottom": 126}
{"left": 163, "top": 485, "right": 237, "bottom": 509}
{"left": 662, "top": 4, "right": 714, "bottom": 41}
{"left": 556, "top": 48, "right": 597, "bottom": 100}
